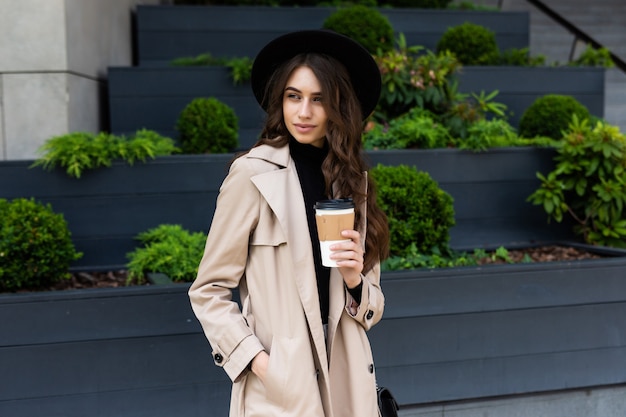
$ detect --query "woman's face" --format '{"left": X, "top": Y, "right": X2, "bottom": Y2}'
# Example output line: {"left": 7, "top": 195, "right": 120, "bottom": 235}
{"left": 282, "top": 66, "right": 328, "bottom": 148}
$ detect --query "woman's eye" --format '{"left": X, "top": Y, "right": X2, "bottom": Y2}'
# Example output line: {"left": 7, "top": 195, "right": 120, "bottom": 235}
{"left": 286, "top": 93, "right": 300, "bottom": 100}
{"left": 313, "top": 96, "right": 322, "bottom": 102}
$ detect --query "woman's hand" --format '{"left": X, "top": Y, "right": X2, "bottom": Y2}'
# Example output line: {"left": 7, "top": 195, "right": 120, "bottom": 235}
{"left": 250, "top": 351, "right": 269, "bottom": 384}
{"left": 330, "top": 229, "right": 364, "bottom": 288}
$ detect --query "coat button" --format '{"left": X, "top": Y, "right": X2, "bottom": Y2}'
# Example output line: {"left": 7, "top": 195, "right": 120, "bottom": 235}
{"left": 366, "top": 310, "right": 374, "bottom": 320}
{"left": 368, "top": 364, "right": 374, "bottom": 373}
{"left": 214, "top": 353, "right": 223, "bottom": 363}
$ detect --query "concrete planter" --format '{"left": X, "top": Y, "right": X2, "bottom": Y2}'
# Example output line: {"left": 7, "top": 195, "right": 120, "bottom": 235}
{"left": 0, "top": 284, "right": 229, "bottom": 417}
{"left": 374, "top": 249, "right": 626, "bottom": 405}
{"left": 459, "top": 66, "right": 605, "bottom": 127}
{"left": 2, "top": 148, "right": 624, "bottom": 415}
{"left": 0, "top": 147, "right": 571, "bottom": 270}
{"left": 135, "top": 5, "right": 529, "bottom": 66}
{"left": 107, "top": 66, "right": 263, "bottom": 150}
{"left": 0, "top": 154, "right": 232, "bottom": 270}
{"left": 2, "top": 249, "right": 626, "bottom": 416}
{"left": 107, "top": 66, "right": 605, "bottom": 150}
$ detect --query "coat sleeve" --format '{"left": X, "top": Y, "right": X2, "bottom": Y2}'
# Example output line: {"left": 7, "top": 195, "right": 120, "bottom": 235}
{"left": 344, "top": 262, "right": 384, "bottom": 331}
{"left": 188, "top": 157, "right": 265, "bottom": 382}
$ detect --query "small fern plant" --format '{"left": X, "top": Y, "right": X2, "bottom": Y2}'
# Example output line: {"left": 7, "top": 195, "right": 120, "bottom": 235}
{"left": 32, "top": 129, "right": 179, "bottom": 178}
{"left": 171, "top": 53, "right": 253, "bottom": 85}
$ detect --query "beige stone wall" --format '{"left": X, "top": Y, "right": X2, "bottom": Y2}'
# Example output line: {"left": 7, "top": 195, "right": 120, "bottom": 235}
{"left": 0, "top": 0, "right": 161, "bottom": 160}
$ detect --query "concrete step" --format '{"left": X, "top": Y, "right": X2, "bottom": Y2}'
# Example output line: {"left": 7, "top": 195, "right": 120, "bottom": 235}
{"left": 604, "top": 68, "right": 626, "bottom": 132}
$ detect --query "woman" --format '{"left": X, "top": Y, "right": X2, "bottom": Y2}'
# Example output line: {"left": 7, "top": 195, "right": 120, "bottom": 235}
{"left": 189, "top": 30, "right": 390, "bottom": 417}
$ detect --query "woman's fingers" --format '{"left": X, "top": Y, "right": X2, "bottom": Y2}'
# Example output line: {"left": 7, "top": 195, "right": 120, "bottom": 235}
{"left": 330, "top": 230, "right": 364, "bottom": 287}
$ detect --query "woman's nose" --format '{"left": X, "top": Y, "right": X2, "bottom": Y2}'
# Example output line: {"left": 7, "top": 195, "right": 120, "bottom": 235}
{"left": 298, "top": 100, "right": 312, "bottom": 118}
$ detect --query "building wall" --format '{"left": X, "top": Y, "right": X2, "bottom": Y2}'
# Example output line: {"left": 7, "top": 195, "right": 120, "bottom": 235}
{"left": 400, "top": 384, "right": 626, "bottom": 417}
{"left": 0, "top": 0, "right": 161, "bottom": 160}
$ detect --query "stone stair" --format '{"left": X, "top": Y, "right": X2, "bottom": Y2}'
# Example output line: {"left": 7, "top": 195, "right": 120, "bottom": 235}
{"left": 460, "top": 0, "right": 626, "bottom": 132}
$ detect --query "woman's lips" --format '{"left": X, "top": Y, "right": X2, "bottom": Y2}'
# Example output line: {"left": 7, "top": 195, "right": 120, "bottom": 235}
{"left": 294, "top": 123, "right": 315, "bottom": 133}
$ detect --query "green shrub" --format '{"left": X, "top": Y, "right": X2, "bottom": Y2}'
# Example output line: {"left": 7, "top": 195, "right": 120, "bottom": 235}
{"left": 457, "top": 118, "right": 520, "bottom": 150}
{"left": 176, "top": 97, "right": 239, "bottom": 154}
{"left": 570, "top": 45, "right": 615, "bottom": 68}
{"left": 443, "top": 89, "right": 508, "bottom": 139}
{"left": 32, "top": 129, "right": 178, "bottom": 178}
{"left": 171, "top": 53, "right": 253, "bottom": 85}
{"left": 518, "top": 94, "right": 591, "bottom": 139}
{"left": 375, "top": 35, "right": 462, "bottom": 121}
{"left": 173, "top": 0, "right": 329, "bottom": 4}
{"left": 0, "top": 198, "right": 82, "bottom": 291}
{"left": 382, "top": 243, "right": 477, "bottom": 270}
{"left": 322, "top": 6, "right": 394, "bottom": 54}
{"left": 371, "top": 164, "right": 455, "bottom": 257}
{"left": 381, "top": 0, "right": 452, "bottom": 8}
{"left": 498, "top": 47, "right": 546, "bottom": 66}
{"left": 363, "top": 108, "right": 452, "bottom": 149}
{"left": 528, "top": 117, "right": 626, "bottom": 248}
{"left": 436, "top": 22, "right": 500, "bottom": 65}
{"left": 126, "top": 224, "right": 207, "bottom": 283}
{"left": 446, "top": 0, "right": 497, "bottom": 10}
{"left": 121, "top": 129, "right": 180, "bottom": 164}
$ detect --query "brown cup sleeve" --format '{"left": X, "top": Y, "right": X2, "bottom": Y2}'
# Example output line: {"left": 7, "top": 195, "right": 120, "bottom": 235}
{"left": 315, "top": 212, "right": 355, "bottom": 241}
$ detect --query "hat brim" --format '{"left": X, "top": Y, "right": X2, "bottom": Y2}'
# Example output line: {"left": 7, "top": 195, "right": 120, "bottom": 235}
{"left": 251, "top": 30, "right": 381, "bottom": 120}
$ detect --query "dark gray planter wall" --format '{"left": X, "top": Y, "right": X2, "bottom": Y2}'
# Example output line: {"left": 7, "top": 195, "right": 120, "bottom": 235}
{"left": 374, "top": 255, "right": 626, "bottom": 404}
{"left": 135, "top": 6, "right": 529, "bottom": 66}
{"left": 0, "top": 148, "right": 571, "bottom": 270}
{"left": 2, "top": 253, "right": 626, "bottom": 416}
{"left": 0, "top": 155, "right": 232, "bottom": 270}
{"left": 108, "top": 66, "right": 263, "bottom": 149}
{"left": 0, "top": 285, "right": 231, "bottom": 417}
{"left": 459, "top": 66, "right": 605, "bottom": 126}
{"left": 367, "top": 147, "right": 573, "bottom": 250}
{"left": 108, "top": 66, "right": 605, "bottom": 150}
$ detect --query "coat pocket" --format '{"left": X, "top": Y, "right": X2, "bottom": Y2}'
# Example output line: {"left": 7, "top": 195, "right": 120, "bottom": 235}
{"left": 264, "top": 336, "right": 317, "bottom": 409}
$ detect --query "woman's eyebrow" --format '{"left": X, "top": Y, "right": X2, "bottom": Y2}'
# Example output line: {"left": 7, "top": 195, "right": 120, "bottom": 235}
{"left": 284, "top": 86, "right": 301, "bottom": 93}
{"left": 284, "top": 86, "right": 322, "bottom": 95}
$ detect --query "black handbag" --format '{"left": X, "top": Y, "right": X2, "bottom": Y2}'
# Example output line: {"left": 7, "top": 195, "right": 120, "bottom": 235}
{"left": 377, "top": 386, "right": 399, "bottom": 417}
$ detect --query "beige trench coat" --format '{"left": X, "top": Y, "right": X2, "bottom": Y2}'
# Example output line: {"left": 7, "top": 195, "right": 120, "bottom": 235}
{"left": 189, "top": 144, "right": 385, "bottom": 417}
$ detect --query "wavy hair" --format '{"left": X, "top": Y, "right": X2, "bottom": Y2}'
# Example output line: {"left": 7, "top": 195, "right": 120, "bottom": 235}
{"left": 252, "top": 53, "right": 389, "bottom": 272}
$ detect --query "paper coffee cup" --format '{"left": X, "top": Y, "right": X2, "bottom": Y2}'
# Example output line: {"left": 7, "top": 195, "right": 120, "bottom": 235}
{"left": 314, "top": 199, "right": 355, "bottom": 267}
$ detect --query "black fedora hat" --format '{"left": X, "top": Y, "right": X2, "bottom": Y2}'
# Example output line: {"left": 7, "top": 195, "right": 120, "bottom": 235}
{"left": 251, "top": 30, "right": 381, "bottom": 120}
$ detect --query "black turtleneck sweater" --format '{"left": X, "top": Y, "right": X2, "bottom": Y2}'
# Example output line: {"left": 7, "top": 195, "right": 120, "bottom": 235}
{"left": 289, "top": 139, "right": 331, "bottom": 324}
{"left": 289, "top": 139, "right": 363, "bottom": 325}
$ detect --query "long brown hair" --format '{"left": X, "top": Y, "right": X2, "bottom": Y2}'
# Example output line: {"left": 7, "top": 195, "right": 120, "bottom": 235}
{"left": 252, "top": 53, "right": 389, "bottom": 272}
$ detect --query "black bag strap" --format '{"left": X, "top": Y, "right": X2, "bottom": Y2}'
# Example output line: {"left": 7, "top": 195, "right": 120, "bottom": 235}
{"left": 377, "top": 386, "right": 400, "bottom": 417}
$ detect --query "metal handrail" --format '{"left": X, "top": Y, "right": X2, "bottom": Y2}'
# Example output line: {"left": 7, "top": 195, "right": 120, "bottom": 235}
{"left": 525, "top": 0, "right": 626, "bottom": 72}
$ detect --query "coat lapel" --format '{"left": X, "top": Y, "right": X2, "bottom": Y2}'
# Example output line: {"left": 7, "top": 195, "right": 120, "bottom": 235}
{"left": 327, "top": 171, "right": 368, "bottom": 355}
{"left": 248, "top": 145, "right": 330, "bottom": 371}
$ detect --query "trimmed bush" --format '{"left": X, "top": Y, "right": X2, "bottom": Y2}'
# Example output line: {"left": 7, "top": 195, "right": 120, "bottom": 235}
{"left": 176, "top": 97, "right": 239, "bottom": 154}
{"left": 323, "top": 6, "right": 394, "bottom": 54}
{"left": 436, "top": 22, "right": 500, "bottom": 65}
{"left": 371, "top": 164, "right": 455, "bottom": 257}
{"left": 518, "top": 94, "right": 591, "bottom": 139}
{"left": 0, "top": 198, "right": 82, "bottom": 291}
